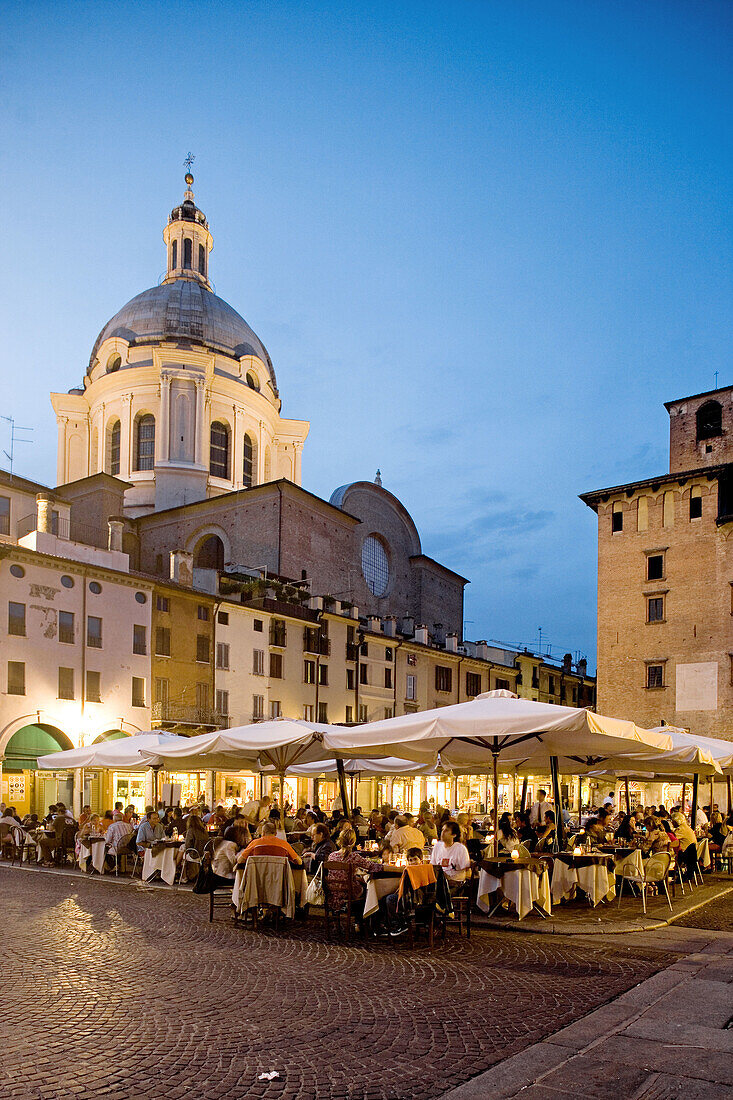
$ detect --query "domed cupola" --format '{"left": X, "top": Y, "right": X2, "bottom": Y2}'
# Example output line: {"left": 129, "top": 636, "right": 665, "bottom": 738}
{"left": 162, "top": 172, "right": 213, "bottom": 289}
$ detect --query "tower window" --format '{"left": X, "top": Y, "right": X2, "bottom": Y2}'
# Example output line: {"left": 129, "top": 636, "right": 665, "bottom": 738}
{"left": 183, "top": 237, "right": 192, "bottom": 269}
{"left": 210, "top": 421, "right": 230, "bottom": 479}
{"left": 109, "top": 420, "right": 121, "bottom": 476}
{"left": 134, "top": 414, "right": 156, "bottom": 471}
{"left": 198, "top": 244, "right": 205, "bottom": 275}
{"left": 106, "top": 353, "right": 121, "bottom": 374}
{"left": 246, "top": 371, "right": 260, "bottom": 391}
{"left": 172, "top": 239, "right": 178, "bottom": 269}
{"left": 243, "top": 433, "right": 255, "bottom": 488}
{"left": 611, "top": 503, "right": 623, "bottom": 532}
{"left": 696, "top": 400, "right": 722, "bottom": 442}
{"left": 690, "top": 487, "right": 702, "bottom": 519}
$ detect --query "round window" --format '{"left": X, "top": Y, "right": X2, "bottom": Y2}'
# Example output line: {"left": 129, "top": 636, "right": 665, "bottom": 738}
{"left": 246, "top": 371, "right": 260, "bottom": 391}
{"left": 89, "top": 581, "right": 102, "bottom": 594}
{"left": 106, "top": 353, "right": 121, "bottom": 373}
{"left": 60, "top": 574, "right": 74, "bottom": 588}
{"left": 361, "top": 535, "right": 389, "bottom": 596}
{"left": 9, "top": 564, "right": 25, "bottom": 578}
{"left": 135, "top": 591, "right": 147, "bottom": 604}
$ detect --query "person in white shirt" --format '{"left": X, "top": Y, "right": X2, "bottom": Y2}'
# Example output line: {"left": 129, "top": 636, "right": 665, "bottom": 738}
{"left": 695, "top": 806, "right": 709, "bottom": 829}
{"left": 389, "top": 814, "right": 426, "bottom": 853}
{"left": 241, "top": 796, "right": 272, "bottom": 826}
{"left": 602, "top": 792, "right": 615, "bottom": 809}
{"left": 430, "top": 821, "right": 471, "bottom": 891}
{"left": 529, "top": 790, "right": 552, "bottom": 827}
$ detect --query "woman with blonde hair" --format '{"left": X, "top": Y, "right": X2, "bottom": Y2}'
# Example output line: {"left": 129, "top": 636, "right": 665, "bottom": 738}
{"left": 325, "top": 826, "right": 382, "bottom": 918}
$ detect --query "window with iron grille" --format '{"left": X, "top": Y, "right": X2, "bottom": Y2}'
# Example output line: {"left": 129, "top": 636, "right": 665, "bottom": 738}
{"left": 647, "top": 597, "right": 664, "bottom": 623}
{"left": 646, "top": 664, "right": 664, "bottom": 689}
{"left": 270, "top": 652, "right": 283, "bottom": 678}
{"left": 58, "top": 667, "right": 74, "bottom": 700}
{"left": 59, "top": 611, "right": 75, "bottom": 645}
{"left": 435, "top": 665, "right": 452, "bottom": 693}
{"left": 87, "top": 671, "right": 102, "bottom": 703}
{"left": 8, "top": 602, "right": 25, "bottom": 636}
{"left": 253, "top": 649, "right": 265, "bottom": 675}
{"left": 155, "top": 627, "right": 171, "bottom": 656}
{"left": 465, "top": 672, "right": 481, "bottom": 697}
{"left": 216, "top": 642, "right": 230, "bottom": 670}
{"left": 7, "top": 661, "right": 25, "bottom": 695}
{"left": 196, "top": 634, "right": 210, "bottom": 663}
{"left": 133, "top": 625, "right": 147, "bottom": 655}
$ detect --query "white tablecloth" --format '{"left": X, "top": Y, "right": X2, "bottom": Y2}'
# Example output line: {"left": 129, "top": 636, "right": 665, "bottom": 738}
{"left": 697, "top": 838, "right": 712, "bottom": 870}
{"left": 477, "top": 866, "right": 551, "bottom": 921}
{"left": 232, "top": 864, "right": 307, "bottom": 911}
{"left": 551, "top": 857, "right": 615, "bottom": 907}
{"left": 363, "top": 872, "right": 403, "bottom": 919}
{"left": 78, "top": 837, "right": 107, "bottom": 874}
{"left": 142, "top": 844, "right": 181, "bottom": 885}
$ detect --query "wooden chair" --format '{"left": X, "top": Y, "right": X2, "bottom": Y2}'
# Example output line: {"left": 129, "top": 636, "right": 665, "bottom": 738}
{"left": 323, "top": 863, "right": 361, "bottom": 941}
{"left": 437, "top": 867, "right": 475, "bottom": 939}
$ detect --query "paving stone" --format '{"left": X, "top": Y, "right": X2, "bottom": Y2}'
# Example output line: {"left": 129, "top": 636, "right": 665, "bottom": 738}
{"left": 592, "top": 1035, "right": 733, "bottom": 1087}
{"left": 624, "top": 1018, "right": 733, "bottom": 1053}
{"left": 631, "top": 1072, "right": 733, "bottom": 1099}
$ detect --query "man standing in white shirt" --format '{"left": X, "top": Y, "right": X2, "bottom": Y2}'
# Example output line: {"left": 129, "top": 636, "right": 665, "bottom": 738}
{"left": 529, "top": 790, "right": 552, "bottom": 827}
{"left": 602, "top": 791, "right": 615, "bottom": 809}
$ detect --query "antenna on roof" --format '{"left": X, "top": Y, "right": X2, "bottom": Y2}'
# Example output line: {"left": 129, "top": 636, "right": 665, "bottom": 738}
{"left": 1, "top": 416, "right": 34, "bottom": 482}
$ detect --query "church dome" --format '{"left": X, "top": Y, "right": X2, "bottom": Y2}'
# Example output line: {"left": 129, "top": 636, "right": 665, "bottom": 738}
{"left": 87, "top": 278, "right": 278, "bottom": 394}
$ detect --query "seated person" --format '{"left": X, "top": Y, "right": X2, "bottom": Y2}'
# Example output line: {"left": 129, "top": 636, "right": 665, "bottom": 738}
{"left": 709, "top": 811, "right": 729, "bottom": 855}
{"left": 497, "top": 817, "right": 519, "bottom": 853}
{"left": 100, "top": 810, "right": 114, "bottom": 834}
{"left": 430, "top": 821, "right": 471, "bottom": 891}
{"left": 584, "top": 818, "right": 606, "bottom": 848}
{"left": 388, "top": 814, "right": 426, "bottom": 853}
{"left": 535, "top": 811, "right": 556, "bottom": 853}
{"left": 641, "top": 817, "right": 670, "bottom": 856}
{"left": 513, "top": 811, "right": 537, "bottom": 852}
{"left": 613, "top": 814, "right": 635, "bottom": 843}
{"left": 223, "top": 814, "right": 251, "bottom": 847}
{"left": 419, "top": 811, "right": 438, "bottom": 844}
{"left": 325, "top": 827, "right": 381, "bottom": 918}
{"left": 184, "top": 810, "right": 209, "bottom": 857}
{"left": 209, "top": 837, "right": 239, "bottom": 886}
{"left": 105, "top": 811, "right": 135, "bottom": 865}
{"left": 136, "top": 810, "right": 165, "bottom": 846}
{"left": 301, "top": 822, "right": 336, "bottom": 872}
{"left": 379, "top": 847, "right": 424, "bottom": 936}
{"left": 236, "top": 821, "right": 303, "bottom": 867}
{"left": 351, "top": 806, "right": 367, "bottom": 826}
{"left": 37, "top": 808, "right": 69, "bottom": 866}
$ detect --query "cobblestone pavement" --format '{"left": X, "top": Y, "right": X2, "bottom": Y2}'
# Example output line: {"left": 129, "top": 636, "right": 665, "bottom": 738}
{"left": 0, "top": 870, "right": 681, "bottom": 1100}
{"left": 673, "top": 882, "right": 733, "bottom": 931}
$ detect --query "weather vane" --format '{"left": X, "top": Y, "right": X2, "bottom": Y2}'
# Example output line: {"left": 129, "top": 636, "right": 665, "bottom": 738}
{"left": 184, "top": 152, "right": 195, "bottom": 173}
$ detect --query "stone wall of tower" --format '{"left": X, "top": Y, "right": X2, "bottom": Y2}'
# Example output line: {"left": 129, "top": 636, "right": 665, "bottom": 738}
{"left": 667, "top": 385, "right": 733, "bottom": 473}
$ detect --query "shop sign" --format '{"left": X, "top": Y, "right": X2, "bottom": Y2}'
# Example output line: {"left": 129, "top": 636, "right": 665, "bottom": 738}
{"left": 8, "top": 774, "right": 26, "bottom": 800}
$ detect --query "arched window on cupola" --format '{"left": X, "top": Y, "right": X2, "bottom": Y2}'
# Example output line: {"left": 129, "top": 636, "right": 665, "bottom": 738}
{"left": 243, "top": 433, "right": 256, "bottom": 488}
{"left": 183, "top": 237, "right": 192, "bottom": 269}
{"left": 108, "top": 419, "right": 121, "bottom": 476}
{"left": 134, "top": 414, "right": 156, "bottom": 471}
{"left": 696, "top": 400, "right": 722, "bottom": 442}
{"left": 198, "top": 244, "right": 206, "bottom": 275}
{"left": 172, "top": 239, "right": 178, "bottom": 269}
{"left": 210, "top": 421, "right": 230, "bottom": 479}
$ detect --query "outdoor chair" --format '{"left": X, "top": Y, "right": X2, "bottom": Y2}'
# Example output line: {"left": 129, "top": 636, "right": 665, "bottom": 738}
{"left": 618, "top": 851, "right": 673, "bottom": 915}
{"left": 108, "top": 833, "right": 136, "bottom": 876}
{"left": 437, "top": 867, "right": 475, "bottom": 940}
{"left": 236, "top": 854, "right": 294, "bottom": 930}
{"left": 177, "top": 847, "right": 203, "bottom": 886}
{"left": 323, "top": 863, "right": 362, "bottom": 941}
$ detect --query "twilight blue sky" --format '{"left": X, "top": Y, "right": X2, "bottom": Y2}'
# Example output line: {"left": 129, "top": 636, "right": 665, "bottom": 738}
{"left": 2, "top": 1, "right": 732, "bottom": 668}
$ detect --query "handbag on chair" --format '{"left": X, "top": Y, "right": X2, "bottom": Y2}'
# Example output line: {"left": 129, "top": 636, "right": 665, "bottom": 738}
{"left": 305, "top": 863, "right": 325, "bottom": 906}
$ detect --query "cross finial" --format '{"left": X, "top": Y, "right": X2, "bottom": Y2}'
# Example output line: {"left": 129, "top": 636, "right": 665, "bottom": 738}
{"left": 715, "top": 370, "right": 720, "bottom": 389}
{"left": 184, "top": 152, "right": 195, "bottom": 172}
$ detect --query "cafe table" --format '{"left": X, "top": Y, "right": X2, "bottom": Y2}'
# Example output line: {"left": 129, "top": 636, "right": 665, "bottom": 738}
{"left": 697, "top": 837, "right": 712, "bottom": 871}
{"left": 78, "top": 835, "right": 107, "bottom": 874}
{"left": 551, "top": 851, "right": 616, "bottom": 907}
{"left": 141, "top": 840, "right": 182, "bottom": 885}
{"left": 231, "top": 861, "right": 308, "bottom": 911}
{"left": 477, "top": 858, "right": 552, "bottom": 921}
{"left": 363, "top": 863, "right": 407, "bottom": 919}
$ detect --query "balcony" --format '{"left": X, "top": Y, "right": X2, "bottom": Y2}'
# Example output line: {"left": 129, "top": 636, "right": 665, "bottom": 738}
{"left": 304, "top": 628, "right": 330, "bottom": 655}
{"left": 152, "top": 702, "right": 229, "bottom": 730}
{"left": 346, "top": 643, "right": 360, "bottom": 662}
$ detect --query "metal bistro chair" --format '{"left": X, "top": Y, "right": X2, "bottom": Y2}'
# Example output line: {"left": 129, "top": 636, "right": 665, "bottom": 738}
{"left": 177, "top": 847, "right": 203, "bottom": 887}
{"left": 618, "top": 851, "right": 673, "bottom": 915}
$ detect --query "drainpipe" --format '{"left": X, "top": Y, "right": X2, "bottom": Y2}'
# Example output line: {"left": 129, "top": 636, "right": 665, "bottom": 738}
{"left": 392, "top": 638, "right": 403, "bottom": 715}
{"left": 276, "top": 482, "right": 283, "bottom": 575}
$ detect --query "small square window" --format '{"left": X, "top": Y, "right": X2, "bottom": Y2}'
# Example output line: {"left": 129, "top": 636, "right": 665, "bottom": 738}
{"left": 647, "top": 597, "right": 664, "bottom": 623}
{"left": 156, "top": 595, "right": 169, "bottom": 612}
{"left": 646, "top": 664, "right": 664, "bottom": 689}
{"left": 646, "top": 555, "right": 664, "bottom": 581}
{"left": 218, "top": 611, "right": 229, "bottom": 625}
{"left": 254, "top": 619, "right": 263, "bottom": 632}
{"left": 198, "top": 605, "right": 210, "bottom": 621}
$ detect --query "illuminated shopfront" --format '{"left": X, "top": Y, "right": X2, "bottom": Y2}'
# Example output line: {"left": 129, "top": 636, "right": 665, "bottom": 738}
{"left": 113, "top": 773, "right": 147, "bottom": 814}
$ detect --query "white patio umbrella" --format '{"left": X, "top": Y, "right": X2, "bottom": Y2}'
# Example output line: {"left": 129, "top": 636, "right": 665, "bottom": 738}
{"left": 37, "top": 731, "right": 186, "bottom": 770}
{"left": 647, "top": 726, "right": 733, "bottom": 817}
{"left": 323, "top": 691, "right": 674, "bottom": 854}
{"left": 137, "top": 720, "right": 346, "bottom": 818}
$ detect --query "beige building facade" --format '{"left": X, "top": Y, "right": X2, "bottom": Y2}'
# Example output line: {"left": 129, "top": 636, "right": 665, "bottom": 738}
{"left": 582, "top": 384, "right": 733, "bottom": 739}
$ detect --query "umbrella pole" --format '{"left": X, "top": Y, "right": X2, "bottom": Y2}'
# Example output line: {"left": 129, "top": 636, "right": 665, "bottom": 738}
{"left": 549, "top": 755, "right": 564, "bottom": 853}
{"left": 336, "top": 759, "right": 351, "bottom": 819}
{"left": 152, "top": 766, "right": 160, "bottom": 807}
{"left": 690, "top": 774, "right": 699, "bottom": 829}
{"left": 710, "top": 776, "right": 715, "bottom": 819}
{"left": 492, "top": 746, "right": 499, "bottom": 858}
{"left": 520, "top": 777, "right": 528, "bottom": 814}
{"left": 624, "top": 777, "right": 631, "bottom": 816}
{"left": 727, "top": 776, "right": 732, "bottom": 816}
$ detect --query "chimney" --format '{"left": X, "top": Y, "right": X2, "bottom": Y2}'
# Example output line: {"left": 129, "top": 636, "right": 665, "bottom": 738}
{"left": 36, "top": 492, "right": 54, "bottom": 534}
{"left": 308, "top": 596, "right": 324, "bottom": 611}
{"left": 382, "top": 616, "right": 397, "bottom": 637}
{"left": 170, "top": 550, "right": 193, "bottom": 587}
{"left": 475, "top": 640, "right": 490, "bottom": 662}
{"left": 578, "top": 658, "right": 587, "bottom": 678}
{"left": 562, "top": 652, "right": 572, "bottom": 675}
{"left": 367, "top": 615, "right": 381, "bottom": 634}
{"left": 415, "top": 624, "right": 429, "bottom": 646}
{"left": 401, "top": 614, "right": 414, "bottom": 637}
{"left": 445, "top": 631, "right": 458, "bottom": 653}
{"left": 432, "top": 622, "right": 445, "bottom": 645}
{"left": 107, "top": 517, "right": 124, "bottom": 553}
